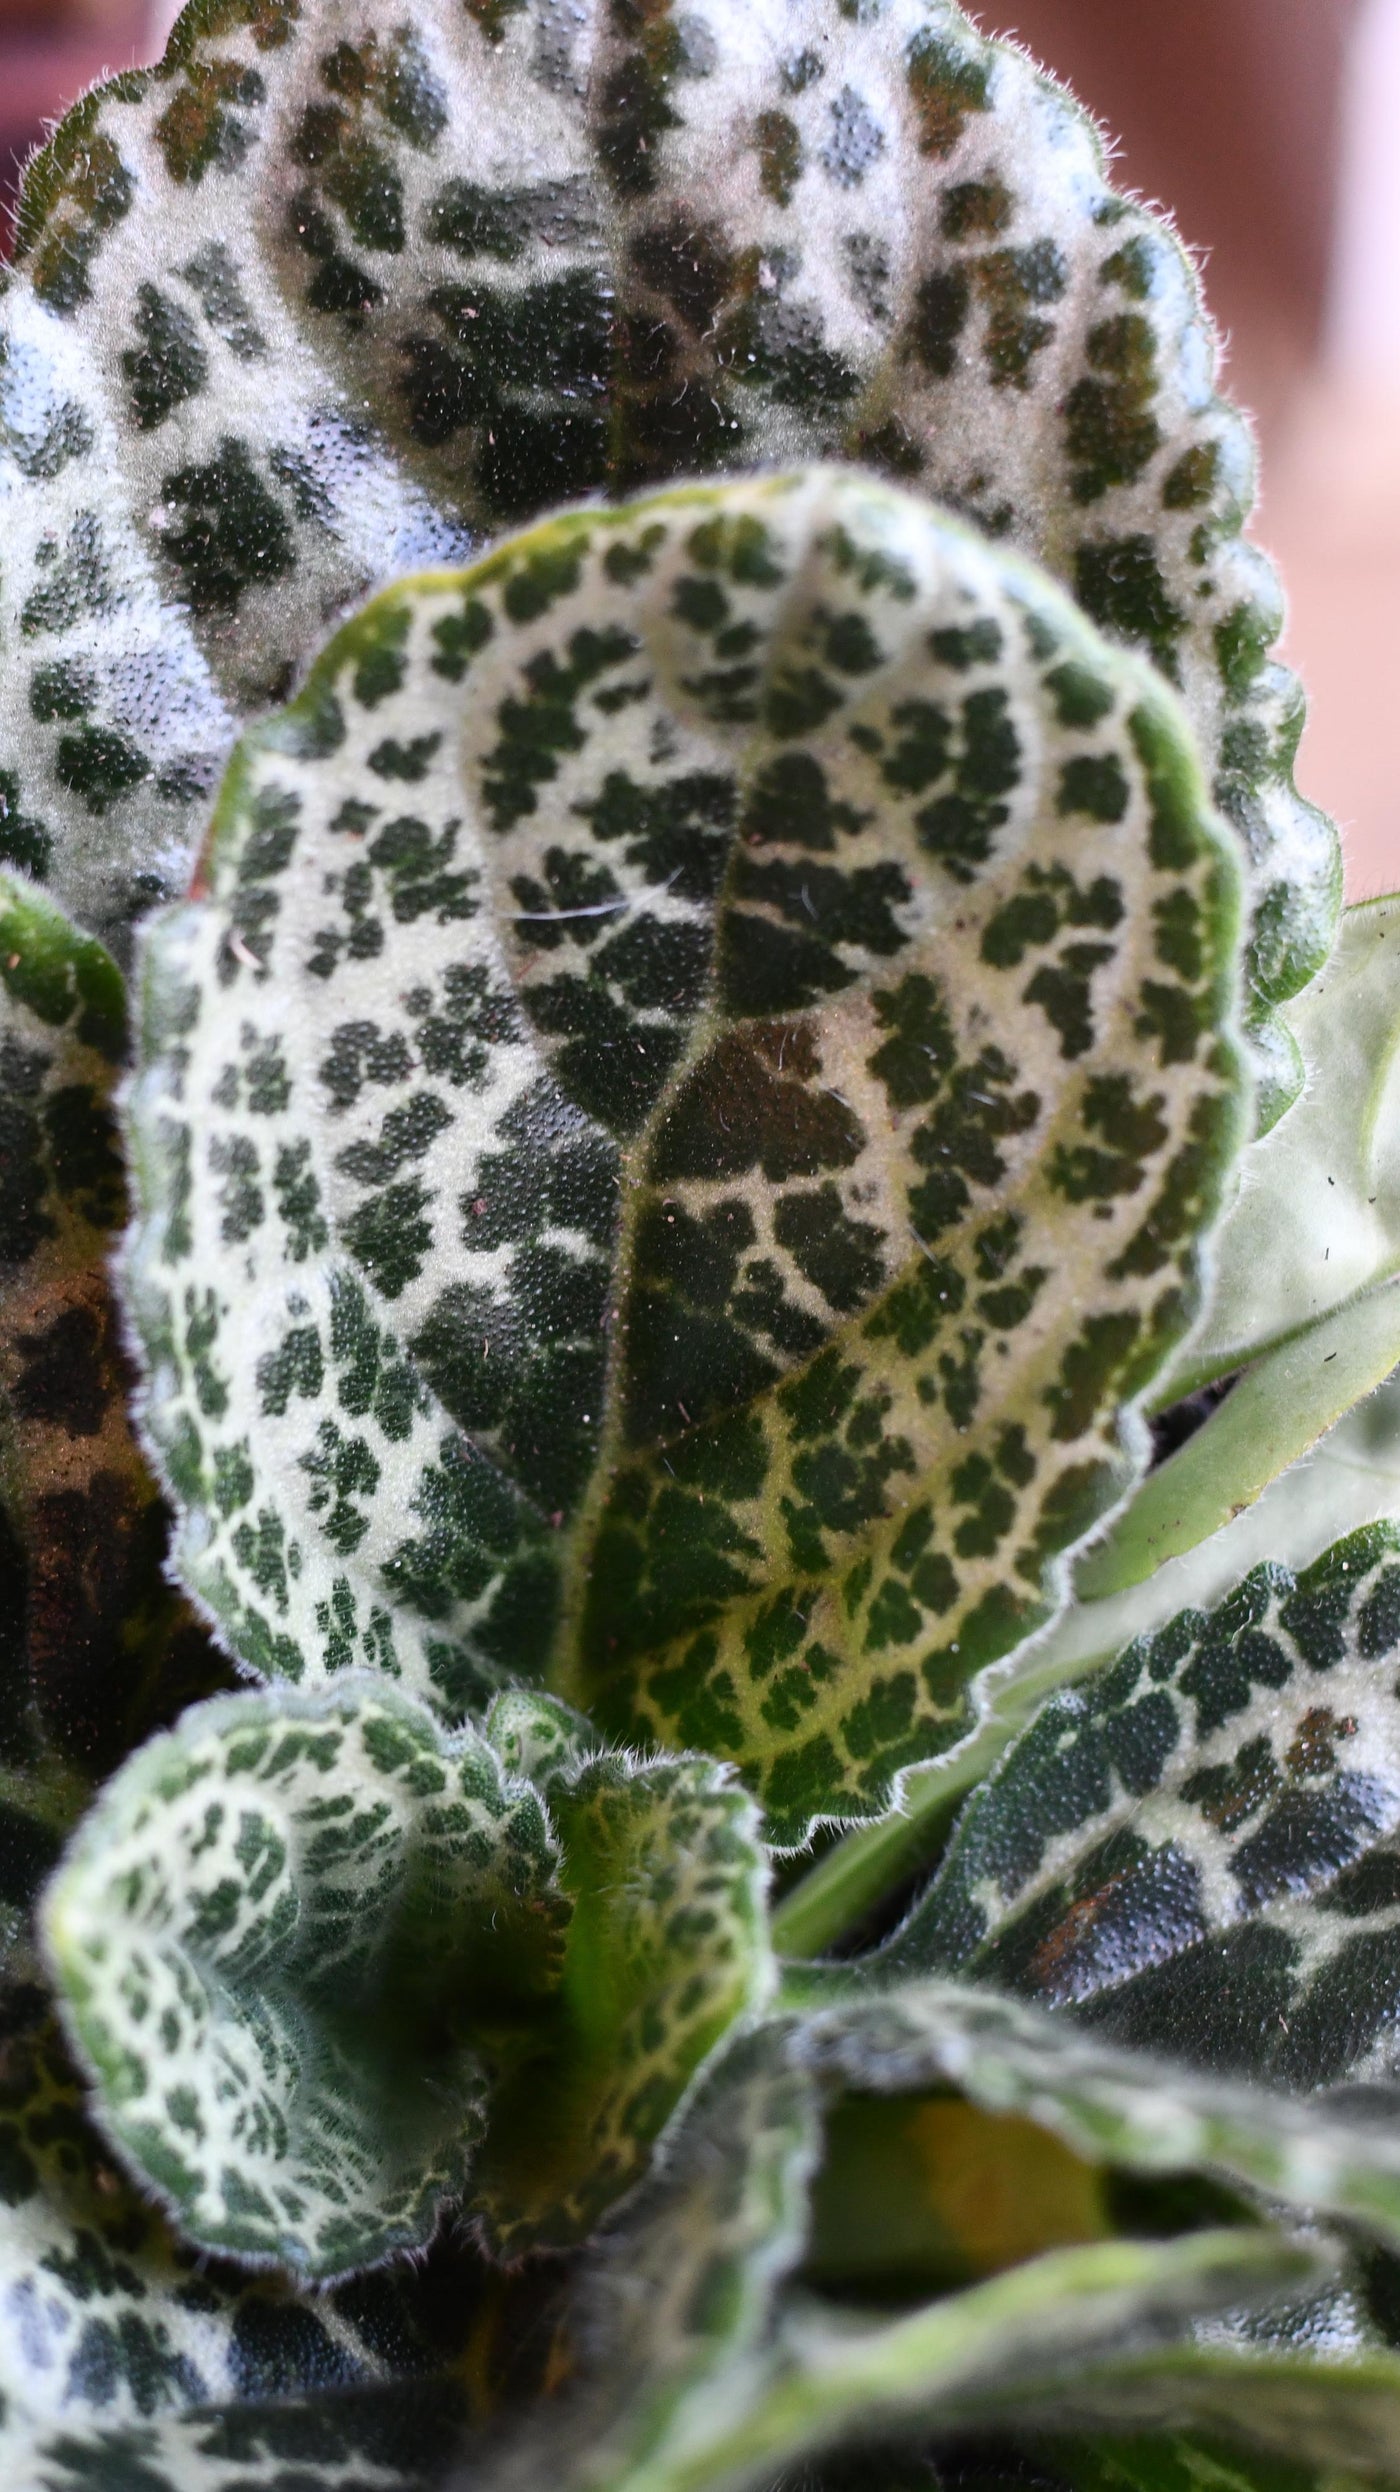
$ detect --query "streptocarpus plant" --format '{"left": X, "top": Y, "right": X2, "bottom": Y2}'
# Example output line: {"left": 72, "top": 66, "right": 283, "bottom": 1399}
{"left": 5, "top": 4, "right": 1400, "bottom": 2490}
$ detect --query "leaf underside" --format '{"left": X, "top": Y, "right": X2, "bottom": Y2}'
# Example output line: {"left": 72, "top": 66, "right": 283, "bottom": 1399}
{"left": 122, "top": 467, "right": 1245, "bottom": 1841}
{"left": 0, "top": 0, "right": 1335, "bottom": 1114}
{"left": 490, "top": 2022, "right": 1319, "bottom": 2492}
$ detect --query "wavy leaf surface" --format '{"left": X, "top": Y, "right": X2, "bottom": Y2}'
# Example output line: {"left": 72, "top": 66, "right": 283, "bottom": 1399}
{"left": 0, "top": 1990, "right": 458, "bottom": 2468}
{"left": 476, "top": 1742, "right": 774, "bottom": 2252}
{"left": 883, "top": 1523, "right": 1400, "bottom": 2094}
{"left": 12, "top": 2381, "right": 469, "bottom": 2492}
{"left": 121, "top": 466, "right": 1245, "bottom": 1841}
{"left": 43, "top": 1679, "right": 566, "bottom": 2275}
{"left": 0, "top": 0, "right": 1334, "bottom": 1108}
{"left": 42, "top": 1675, "right": 769, "bottom": 2272}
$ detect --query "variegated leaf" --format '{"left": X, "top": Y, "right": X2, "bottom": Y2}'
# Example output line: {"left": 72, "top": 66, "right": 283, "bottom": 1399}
{"left": 122, "top": 466, "right": 1246, "bottom": 1843}
{"left": 0, "top": 874, "right": 221, "bottom": 1792}
{"left": 41, "top": 1675, "right": 769, "bottom": 2272}
{"left": 790, "top": 1978, "right": 1400, "bottom": 2256}
{"left": 0, "top": 1989, "right": 461, "bottom": 2468}
{"left": 1, "top": 0, "right": 1332, "bottom": 1113}
{"left": 43, "top": 1678, "right": 567, "bottom": 2276}
{"left": 475, "top": 1747, "right": 774, "bottom": 2252}
{"left": 12, "top": 2383, "right": 468, "bottom": 2492}
{"left": 882, "top": 1522, "right": 1400, "bottom": 2093}
{"left": 771, "top": 1363, "right": 1400, "bottom": 1964}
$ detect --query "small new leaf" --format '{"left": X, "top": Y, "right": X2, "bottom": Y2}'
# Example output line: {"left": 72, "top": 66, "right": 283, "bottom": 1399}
{"left": 477, "top": 1750, "right": 775, "bottom": 2250}
{"left": 42, "top": 1676, "right": 771, "bottom": 2272}
{"left": 43, "top": 1679, "right": 566, "bottom": 2277}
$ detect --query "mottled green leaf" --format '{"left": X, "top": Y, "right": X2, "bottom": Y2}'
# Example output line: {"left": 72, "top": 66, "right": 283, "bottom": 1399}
{"left": 43, "top": 1679, "right": 566, "bottom": 2276}
{"left": 122, "top": 466, "right": 1246, "bottom": 1842}
{"left": 476, "top": 1745, "right": 774, "bottom": 2252}
{"left": 790, "top": 1978, "right": 1400, "bottom": 2254}
{"left": 12, "top": 2378, "right": 468, "bottom": 2492}
{"left": 0, "top": 1988, "right": 460, "bottom": 2471}
{"left": 883, "top": 1523, "right": 1400, "bottom": 2096}
{"left": 0, "top": 0, "right": 1333, "bottom": 1106}
{"left": 773, "top": 1368, "right": 1400, "bottom": 1959}
{"left": 42, "top": 1674, "right": 769, "bottom": 2273}
{"left": 0, "top": 874, "right": 219, "bottom": 1796}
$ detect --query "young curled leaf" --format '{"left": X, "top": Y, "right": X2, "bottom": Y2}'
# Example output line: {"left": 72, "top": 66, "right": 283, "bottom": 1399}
{"left": 0, "top": 0, "right": 1331, "bottom": 1109}
{"left": 121, "top": 466, "right": 1247, "bottom": 1843}
{"left": 884, "top": 1522, "right": 1400, "bottom": 2097}
{"left": 43, "top": 1679, "right": 567, "bottom": 2277}
{"left": 42, "top": 1675, "right": 770, "bottom": 2275}
{"left": 0, "top": 1989, "right": 459, "bottom": 2468}
{"left": 475, "top": 1745, "right": 775, "bottom": 2252}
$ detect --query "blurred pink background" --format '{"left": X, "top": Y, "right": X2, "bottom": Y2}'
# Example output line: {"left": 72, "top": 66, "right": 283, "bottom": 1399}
{"left": 3, "top": 0, "right": 1394, "bottom": 899}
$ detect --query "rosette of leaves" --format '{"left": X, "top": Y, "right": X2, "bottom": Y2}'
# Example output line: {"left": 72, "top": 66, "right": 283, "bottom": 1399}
{"left": 10, "top": 4, "right": 1400, "bottom": 2491}
{"left": 0, "top": 0, "right": 1335, "bottom": 1126}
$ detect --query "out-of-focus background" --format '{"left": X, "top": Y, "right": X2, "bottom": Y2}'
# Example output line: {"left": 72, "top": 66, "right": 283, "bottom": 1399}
{"left": 2, "top": 0, "right": 1395, "bottom": 895}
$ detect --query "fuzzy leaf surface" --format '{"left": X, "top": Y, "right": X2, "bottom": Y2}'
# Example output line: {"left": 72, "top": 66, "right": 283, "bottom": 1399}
{"left": 0, "top": 0, "right": 1333, "bottom": 1100}
{"left": 475, "top": 1745, "right": 774, "bottom": 2252}
{"left": 11, "top": 2382, "right": 468, "bottom": 2492}
{"left": 122, "top": 467, "right": 1245, "bottom": 1841}
{"left": 43, "top": 1676, "right": 770, "bottom": 2270}
{"left": 790, "top": 1978, "right": 1400, "bottom": 2253}
{"left": 0, "top": 1991, "right": 459, "bottom": 2468}
{"left": 480, "top": 2015, "right": 1320, "bottom": 2492}
{"left": 773, "top": 1365, "right": 1400, "bottom": 1962}
{"left": 883, "top": 1523, "right": 1400, "bottom": 2094}
{"left": 43, "top": 1678, "right": 566, "bottom": 2276}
